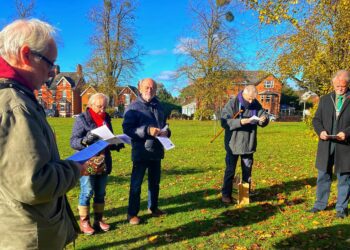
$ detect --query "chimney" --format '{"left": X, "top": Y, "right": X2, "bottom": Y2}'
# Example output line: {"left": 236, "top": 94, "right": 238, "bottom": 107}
{"left": 77, "top": 64, "right": 83, "bottom": 77}
{"left": 54, "top": 65, "right": 60, "bottom": 75}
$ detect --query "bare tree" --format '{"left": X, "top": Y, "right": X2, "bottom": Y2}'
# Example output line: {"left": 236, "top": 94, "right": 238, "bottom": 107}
{"left": 177, "top": 0, "right": 241, "bottom": 119}
{"left": 86, "top": 0, "right": 142, "bottom": 105}
{"left": 14, "top": 0, "right": 35, "bottom": 18}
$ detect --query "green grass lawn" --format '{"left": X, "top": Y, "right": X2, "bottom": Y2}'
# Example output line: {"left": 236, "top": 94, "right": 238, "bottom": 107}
{"left": 48, "top": 118, "right": 350, "bottom": 249}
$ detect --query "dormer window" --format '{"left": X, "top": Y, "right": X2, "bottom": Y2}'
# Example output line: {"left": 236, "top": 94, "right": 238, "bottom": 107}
{"left": 264, "top": 80, "right": 274, "bottom": 88}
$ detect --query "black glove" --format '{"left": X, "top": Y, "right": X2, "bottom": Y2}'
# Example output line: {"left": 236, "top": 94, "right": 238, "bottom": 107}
{"left": 110, "top": 143, "right": 125, "bottom": 152}
{"left": 81, "top": 131, "right": 100, "bottom": 146}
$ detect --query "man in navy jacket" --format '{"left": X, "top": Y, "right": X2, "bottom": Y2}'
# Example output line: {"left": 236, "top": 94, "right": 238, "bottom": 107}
{"left": 123, "top": 78, "right": 170, "bottom": 225}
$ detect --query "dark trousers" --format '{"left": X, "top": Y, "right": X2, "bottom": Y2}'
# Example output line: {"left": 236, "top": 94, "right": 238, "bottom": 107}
{"left": 221, "top": 152, "right": 253, "bottom": 197}
{"left": 314, "top": 154, "right": 350, "bottom": 212}
{"left": 128, "top": 160, "right": 161, "bottom": 216}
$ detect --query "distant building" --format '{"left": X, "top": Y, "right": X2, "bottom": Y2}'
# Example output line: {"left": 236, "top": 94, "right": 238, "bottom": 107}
{"left": 114, "top": 85, "right": 139, "bottom": 111}
{"left": 227, "top": 71, "right": 283, "bottom": 116}
{"left": 180, "top": 71, "right": 283, "bottom": 118}
{"left": 80, "top": 86, "right": 98, "bottom": 112}
{"left": 182, "top": 101, "right": 196, "bottom": 116}
{"left": 35, "top": 64, "right": 86, "bottom": 117}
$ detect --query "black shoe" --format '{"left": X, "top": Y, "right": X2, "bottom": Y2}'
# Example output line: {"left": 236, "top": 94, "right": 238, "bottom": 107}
{"left": 147, "top": 208, "right": 167, "bottom": 217}
{"left": 336, "top": 210, "right": 347, "bottom": 219}
{"left": 221, "top": 196, "right": 233, "bottom": 204}
{"left": 249, "top": 190, "right": 258, "bottom": 197}
{"left": 308, "top": 207, "right": 322, "bottom": 213}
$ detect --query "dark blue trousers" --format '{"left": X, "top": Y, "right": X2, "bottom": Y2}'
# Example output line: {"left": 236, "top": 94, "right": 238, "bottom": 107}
{"left": 222, "top": 152, "right": 253, "bottom": 198}
{"left": 128, "top": 160, "right": 161, "bottom": 216}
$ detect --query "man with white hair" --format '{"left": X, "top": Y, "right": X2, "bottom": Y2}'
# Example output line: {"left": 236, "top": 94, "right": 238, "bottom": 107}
{"left": 0, "top": 19, "right": 81, "bottom": 249}
{"left": 123, "top": 78, "right": 171, "bottom": 225}
{"left": 220, "top": 85, "right": 269, "bottom": 204}
{"left": 309, "top": 70, "right": 350, "bottom": 218}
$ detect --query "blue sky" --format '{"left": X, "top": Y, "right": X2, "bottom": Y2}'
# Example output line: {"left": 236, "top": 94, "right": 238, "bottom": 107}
{"left": 0, "top": 0, "right": 278, "bottom": 95}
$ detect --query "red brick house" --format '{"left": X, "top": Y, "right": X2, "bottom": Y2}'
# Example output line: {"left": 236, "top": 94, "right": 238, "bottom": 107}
{"left": 35, "top": 65, "right": 86, "bottom": 117}
{"left": 34, "top": 65, "right": 142, "bottom": 117}
{"left": 113, "top": 85, "right": 139, "bottom": 113}
{"left": 181, "top": 71, "right": 283, "bottom": 117}
{"left": 80, "top": 86, "right": 98, "bottom": 112}
{"left": 227, "top": 71, "right": 282, "bottom": 116}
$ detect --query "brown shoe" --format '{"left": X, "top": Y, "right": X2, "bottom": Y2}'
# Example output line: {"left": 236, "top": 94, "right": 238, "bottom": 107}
{"left": 128, "top": 216, "right": 140, "bottom": 225}
{"left": 80, "top": 216, "right": 95, "bottom": 235}
{"left": 148, "top": 208, "right": 166, "bottom": 217}
{"left": 221, "top": 196, "right": 233, "bottom": 204}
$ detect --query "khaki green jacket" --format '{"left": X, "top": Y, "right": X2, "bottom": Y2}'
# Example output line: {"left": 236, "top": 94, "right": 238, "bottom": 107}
{"left": 0, "top": 79, "right": 80, "bottom": 250}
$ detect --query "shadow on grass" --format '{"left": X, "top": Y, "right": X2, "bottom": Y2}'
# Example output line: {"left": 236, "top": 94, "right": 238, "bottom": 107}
{"left": 162, "top": 167, "right": 205, "bottom": 176}
{"left": 274, "top": 224, "right": 350, "bottom": 249}
{"left": 80, "top": 202, "right": 280, "bottom": 250}
{"left": 106, "top": 167, "right": 205, "bottom": 185}
{"left": 82, "top": 177, "right": 316, "bottom": 249}
{"left": 106, "top": 175, "right": 130, "bottom": 185}
{"left": 252, "top": 177, "right": 317, "bottom": 203}
{"left": 103, "top": 189, "right": 219, "bottom": 225}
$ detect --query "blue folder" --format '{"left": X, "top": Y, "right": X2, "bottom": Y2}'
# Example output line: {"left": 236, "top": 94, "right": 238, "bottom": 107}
{"left": 67, "top": 140, "right": 110, "bottom": 164}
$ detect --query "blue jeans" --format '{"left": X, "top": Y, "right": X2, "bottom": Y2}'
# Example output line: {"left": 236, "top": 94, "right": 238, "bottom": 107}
{"left": 79, "top": 174, "right": 108, "bottom": 206}
{"left": 222, "top": 152, "right": 253, "bottom": 197}
{"left": 128, "top": 160, "right": 161, "bottom": 216}
{"left": 314, "top": 154, "right": 350, "bottom": 212}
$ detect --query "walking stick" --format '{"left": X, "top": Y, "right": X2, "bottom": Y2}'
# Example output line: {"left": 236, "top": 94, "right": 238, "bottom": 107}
{"left": 210, "top": 109, "right": 243, "bottom": 143}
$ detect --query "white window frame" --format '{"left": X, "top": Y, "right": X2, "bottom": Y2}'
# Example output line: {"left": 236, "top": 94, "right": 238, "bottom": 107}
{"left": 265, "top": 95, "right": 272, "bottom": 103}
{"left": 264, "top": 80, "right": 274, "bottom": 88}
{"left": 60, "top": 104, "right": 65, "bottom": 111}
{"left": 124, "top": 93, "right": 131, "bottom": 105}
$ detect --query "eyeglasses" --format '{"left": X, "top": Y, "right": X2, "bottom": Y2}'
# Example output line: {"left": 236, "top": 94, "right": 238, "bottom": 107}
{"left": 31, "top": 50, "right": 56, "bottom": 71}
{"left": 93, "top": 104, "right": 106, "bottom": 109}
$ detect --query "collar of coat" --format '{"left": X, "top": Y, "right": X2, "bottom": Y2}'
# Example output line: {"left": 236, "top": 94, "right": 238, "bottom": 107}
{"left": 137, "top": 95, "right": 160, "bottom": 107}
{"left": 330, "top": 89, "right": 350, "bottom": 116}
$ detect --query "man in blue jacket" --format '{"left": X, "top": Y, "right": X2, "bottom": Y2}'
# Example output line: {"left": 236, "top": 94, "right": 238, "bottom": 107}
{"left": 123, "top": 78, "right": 170, "bottom": 225}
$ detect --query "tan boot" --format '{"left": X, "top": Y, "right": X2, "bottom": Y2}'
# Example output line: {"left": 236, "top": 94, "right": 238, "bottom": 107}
{"left": 93, "top": 203, "right": 110, "bottom": 232}
{"left": 78, "top": 205, "right": 95, "bottom": 235}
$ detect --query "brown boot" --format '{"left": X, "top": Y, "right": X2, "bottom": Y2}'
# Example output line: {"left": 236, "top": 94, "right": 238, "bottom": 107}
{"left": 78, "top": 206, "right": 95, "bottom": 235}
{"left": 93, "top": 203, "right": 110, "bottom": 232}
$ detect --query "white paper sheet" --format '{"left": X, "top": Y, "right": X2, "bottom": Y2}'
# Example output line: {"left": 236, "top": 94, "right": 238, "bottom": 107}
{"left": 91, "top": 125, "right": 131, "bottom": 145}
{"left": 249, "top": 115, "right": 260, "bottom": 124}
{"left": 250, "top": 115, "right": 260, "bottom": 121}
{"left": 156, "top": 136, "right": 175, "bottom": 150}
{"left": 91, "top": 125, "right": 115, "bottom": 140}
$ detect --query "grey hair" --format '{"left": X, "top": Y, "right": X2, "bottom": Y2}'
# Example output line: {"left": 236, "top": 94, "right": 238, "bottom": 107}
{"left": 0, "top": 19, "right": 56, "bottom": 61}
{"left": 88, "top": 93, "right": 109, "bottom": 107}
{"left": 243, "top": 85, "right": 257, "bottom": 96}
{"left": 332, "top": 70, "right": 350, "bottom": 84}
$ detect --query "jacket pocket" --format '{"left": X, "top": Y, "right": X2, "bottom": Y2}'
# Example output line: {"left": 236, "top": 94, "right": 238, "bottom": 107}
{"left": 145, "top": 139, "right": 155, "bottom": 152}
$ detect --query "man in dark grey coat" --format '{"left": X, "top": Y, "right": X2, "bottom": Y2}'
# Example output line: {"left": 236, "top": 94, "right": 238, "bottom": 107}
{"left": 309, "top": 70, "right": 350, "bottom": 218}
{"left": 221, "top": 85, "right": 269, "bottom": 204}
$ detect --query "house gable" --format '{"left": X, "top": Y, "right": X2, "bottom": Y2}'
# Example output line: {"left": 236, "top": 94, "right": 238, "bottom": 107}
{"left": 81, "top": 86, "right": 98, "bottom": 112}
{"left": 116, "top": 85, "right": 139, "bottom": 109}
{"left": 226, "top": 72, "right": 283, "bottom": 116}
{"left": 35, "top": 64, "right": 86, "bottom": 117}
